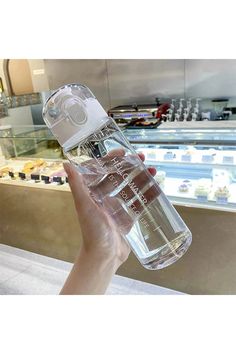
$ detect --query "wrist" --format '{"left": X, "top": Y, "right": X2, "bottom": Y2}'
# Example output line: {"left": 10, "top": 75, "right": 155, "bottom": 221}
{"left": 77, "top": 246, "right": 119, "bottom": 274}
{"left": 60, "top": 249, "right": 117, "bottom": 295}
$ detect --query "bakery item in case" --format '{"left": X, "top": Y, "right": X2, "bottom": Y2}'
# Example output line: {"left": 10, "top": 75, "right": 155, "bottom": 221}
{"left": 182, "top": 179, "right": 192, "bottom": 186}
{"left": 22, "top": 162, "right": 35, "bottom": 174}
{"left": 0, "top": 165, "right": 12, "bottom": 177}
{"left": 178, "top": 179, "right": 192, "bottom": 192}
{"left": 22, "top": 161, "right": 35, "bottom": 174}
{"left": 214, "top": 185, "right": 230, "bottom": 204}
{"left": 35, "top": 159, "right": 47, "bottom": 168}
{"left": 214, "top": 186, "right": 230, "bottom": 199}
{"left": 154, "top": 171, "right": 166, "bottom": 186}
{"left": 194, "top": 179, "right": 211, "bottom": 198}
{"left": 178, "top": 183, "right": 189, "bottom": 193}
{"left": 22, "top": 159, "right": 47, "bottom": 174}
{"left": 40, "top": 162, "right": 65, "bottom": 184}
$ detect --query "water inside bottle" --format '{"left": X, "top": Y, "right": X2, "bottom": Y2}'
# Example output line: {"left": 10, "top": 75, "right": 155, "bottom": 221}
{"left": 65, "top": 119, "right": 192, "bottom": 269}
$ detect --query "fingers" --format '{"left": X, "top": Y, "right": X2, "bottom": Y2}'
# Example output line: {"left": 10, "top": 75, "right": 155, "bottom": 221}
{"left": 129, "top": 184, "right": 161, "bottom": 214}
{"left": 107, "top": 149, "right": 144, "bottom": 162}
{"left": 117, "top": 170, "right": 153, "bottom": 202}
{"left": 137, "top": 151, "right": 156, "bottom": 176}
{"left": 64, "top": 159, "right": 160, "bottom": 236}
{"left": 103, "top": 195, "right": 134, "bottom": 234}
{"left": 63, "top": 162, "right": 97, "bottom": 217}
{"left": 106, "top": 148, "right": 126, "bottom": 158}
{"left": 138, "top": 152, "right": 145, "bottom": 162}
{"left": 106, "top": 148, "right": 144, "bottom": 161}
{"left": 137, "top": 153, "right": 157, "bottom": 176}
{"left": 66, "top": 148, "right": 157, "bottom": 223}
{"left": 89, "top": 159, "right": 156, "bottom": 202}
{"left": 147, "top": 167, "right": 156, "bottom": 176}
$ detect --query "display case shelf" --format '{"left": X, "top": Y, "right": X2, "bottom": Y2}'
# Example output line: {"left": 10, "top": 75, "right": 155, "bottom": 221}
{"left": 124, "top": 121, "right": 236, "bottom": 145}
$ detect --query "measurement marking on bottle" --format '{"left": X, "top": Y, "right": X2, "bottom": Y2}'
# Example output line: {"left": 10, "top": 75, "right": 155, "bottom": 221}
{"left": 153, "top": 225, "right": 162, "bottom": 232}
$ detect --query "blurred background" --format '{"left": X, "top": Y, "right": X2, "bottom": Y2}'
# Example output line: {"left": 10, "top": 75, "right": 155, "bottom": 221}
{"left": 2, "top": 59, "right": 236, "bottom": 110}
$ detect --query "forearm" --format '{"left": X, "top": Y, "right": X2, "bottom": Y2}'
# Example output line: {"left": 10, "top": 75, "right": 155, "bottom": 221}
{"left": 60, "top": 248, "right": 117, "bottom": 295}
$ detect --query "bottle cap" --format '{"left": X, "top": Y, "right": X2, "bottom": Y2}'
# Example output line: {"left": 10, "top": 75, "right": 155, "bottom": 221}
{"left": 42, "top": 83, "right": 109, "bottom": 151}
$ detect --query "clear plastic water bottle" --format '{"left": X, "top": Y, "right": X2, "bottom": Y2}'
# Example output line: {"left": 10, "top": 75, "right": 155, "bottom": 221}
{"left": 42, "top": 83, "right": 192, "bottom": 270}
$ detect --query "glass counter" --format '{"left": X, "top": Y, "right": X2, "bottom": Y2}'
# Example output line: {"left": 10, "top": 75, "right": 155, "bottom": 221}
{"left": 0, "top": 122, "right": 236, "bottom": 212}
{"left": 0, "top": 125, "right": 66, "bottom": 189}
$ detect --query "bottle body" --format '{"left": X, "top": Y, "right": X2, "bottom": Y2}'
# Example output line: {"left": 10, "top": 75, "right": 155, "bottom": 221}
{"left": 64, "top": 117, "right": 192, "bottom": 270}
{"left": 42, "top": 83, "right": 192, "bottom": 270}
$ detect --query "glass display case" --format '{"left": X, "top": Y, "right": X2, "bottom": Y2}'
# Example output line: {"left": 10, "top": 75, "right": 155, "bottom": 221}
{"left": 0, "top": 125, "right": 66, "bottom": 190}
{"left": 0, "top": 122, "right": 236, "bottom": 212}
{"left": 124, "top": 123, "right": 236, "bottom": 212}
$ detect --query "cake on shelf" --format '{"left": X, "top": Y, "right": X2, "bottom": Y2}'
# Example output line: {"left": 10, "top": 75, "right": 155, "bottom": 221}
{"left": 178, "top": 183, "right": 189, "bottom": 193}
{"left": 194, "top": 179, "right": 211, "bottom": 198}
{"left": 214, "top": 186, "right": 230, "bottom": 199}
{"left": 182, "top": 179, "right": 192, "bottom": 186}
{"left": 154, "top": 171, "right": 166, "bottom": 187}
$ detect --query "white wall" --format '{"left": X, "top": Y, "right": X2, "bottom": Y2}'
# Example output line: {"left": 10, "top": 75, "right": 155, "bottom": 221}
{"left": 2, "top": 59, "right": 236, "bottom": 110}
{"left": 44, "top": 59, "right": 185, "bottom": 110}
{"left": 106, "top": 59, "right": 185, "bottom": 107}
{"left": 44, "top": 59, "right": 110, "bottom": 109}
{"left": 44, "top": 59, "right": 236, "bottom": 110}
{"left": 185, "top": 59, "right": 236, "bottom": 98}
{"left": 28, "top": 60, "right": 49, "bottom": 93}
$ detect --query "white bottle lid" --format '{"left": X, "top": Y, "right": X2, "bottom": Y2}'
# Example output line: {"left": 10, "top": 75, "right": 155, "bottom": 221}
{"left": 42, "top": 83, "right": 109, "bottom": 151}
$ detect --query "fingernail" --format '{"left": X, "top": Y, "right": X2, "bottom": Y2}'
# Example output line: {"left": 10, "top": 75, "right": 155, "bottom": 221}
{"left": 148, "top": 167, "right": 157, "bottom": 174}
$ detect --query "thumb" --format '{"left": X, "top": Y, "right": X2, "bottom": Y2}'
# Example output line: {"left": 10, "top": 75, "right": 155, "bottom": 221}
{"left": 63, "top": 162, "right": 97, "bottom": 218}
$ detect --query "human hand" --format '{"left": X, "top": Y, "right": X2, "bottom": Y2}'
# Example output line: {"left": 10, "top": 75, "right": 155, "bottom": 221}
{"left": 64, "top": 150, "right": 157, "bottom": 269}
{"left": 60, "top": 150, "right": 157, "bottom": 294}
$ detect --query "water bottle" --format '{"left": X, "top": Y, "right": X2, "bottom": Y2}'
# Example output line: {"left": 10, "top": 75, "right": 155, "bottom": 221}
{"left": 42, "top": 83, "right": 192, "bottom": 270}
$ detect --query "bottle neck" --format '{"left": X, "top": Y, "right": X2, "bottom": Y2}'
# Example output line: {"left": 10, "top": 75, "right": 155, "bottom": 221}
{"left": 63, "top": 116, "right": 118, "bottom": 153}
